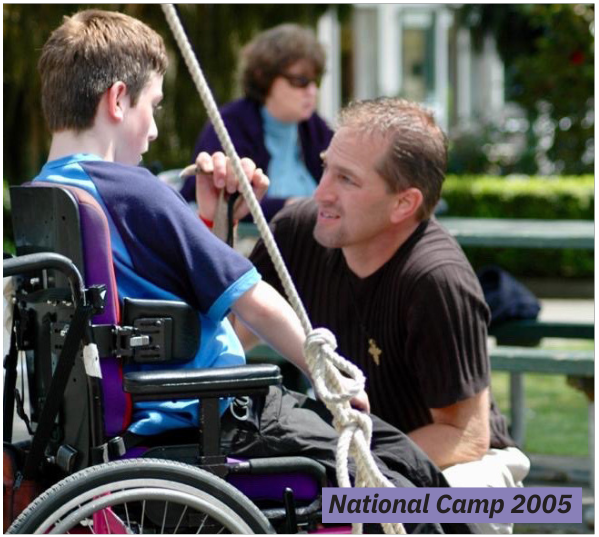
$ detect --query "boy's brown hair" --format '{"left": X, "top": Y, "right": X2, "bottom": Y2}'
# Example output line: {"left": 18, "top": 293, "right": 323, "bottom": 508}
{"left": 39, "top": 9, "right": 168, "bottom": 132}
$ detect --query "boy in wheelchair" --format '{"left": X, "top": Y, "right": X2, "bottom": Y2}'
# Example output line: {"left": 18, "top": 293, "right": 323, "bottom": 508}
{"left": 6, "top": 8, "right": 475, "bottom": 534}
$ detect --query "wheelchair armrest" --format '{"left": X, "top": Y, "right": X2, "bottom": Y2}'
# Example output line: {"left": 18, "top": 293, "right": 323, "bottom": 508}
{"left": 123, "top": 363, "right": 282, "bottom": 400}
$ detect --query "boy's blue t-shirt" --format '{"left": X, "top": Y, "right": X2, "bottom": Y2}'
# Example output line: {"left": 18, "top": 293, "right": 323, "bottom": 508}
{"left": 34, "top": 153, "right": 261, "bottom": 435}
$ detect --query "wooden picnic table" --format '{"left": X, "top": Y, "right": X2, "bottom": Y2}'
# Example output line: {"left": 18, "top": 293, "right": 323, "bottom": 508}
{"left": 437, "top": 216, "right": 594, "bottom": 249}
{"left": 240, "top": 216, "right": 594, "bottom": 250}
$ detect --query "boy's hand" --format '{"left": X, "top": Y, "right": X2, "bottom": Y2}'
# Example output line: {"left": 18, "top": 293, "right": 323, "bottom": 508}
{"left": 350, "top": 388, "right": 371, "bottom": 414}
{"left": 338, "top": 375, "right": 370, "bottom": 413}
{"left": 192, "top": 151, "right": 269, "bottom": 223}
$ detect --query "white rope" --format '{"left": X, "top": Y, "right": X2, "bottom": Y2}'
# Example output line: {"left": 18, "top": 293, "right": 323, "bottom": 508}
{"left": 161, "top": 5, "right": 405, "bottom": 534}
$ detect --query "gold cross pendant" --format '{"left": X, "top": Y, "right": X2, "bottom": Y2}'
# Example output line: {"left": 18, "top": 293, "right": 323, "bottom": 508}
{"left": 368, "top": 338, "right": 382, "bottom": 366}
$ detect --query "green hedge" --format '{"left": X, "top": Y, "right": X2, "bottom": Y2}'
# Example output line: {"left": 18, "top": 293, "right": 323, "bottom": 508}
{"left": 441, "top": 175, "right": 594, "bottom": 279}
{"left": 2, "top": 175, "right": 594, "bottom": 279}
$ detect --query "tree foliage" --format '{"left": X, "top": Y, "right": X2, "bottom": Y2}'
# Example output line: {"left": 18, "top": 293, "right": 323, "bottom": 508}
{"left": 457, "top": 4, "right": 595, "bottom": 174}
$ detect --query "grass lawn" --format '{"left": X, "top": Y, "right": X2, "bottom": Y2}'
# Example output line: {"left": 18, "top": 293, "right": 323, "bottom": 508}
{"left": 491, "top": 369, "right": 590, "bottom": 457}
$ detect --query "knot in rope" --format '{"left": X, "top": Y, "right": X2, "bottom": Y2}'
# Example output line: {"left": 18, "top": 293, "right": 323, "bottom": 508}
{"left": 333, "top": 410, "right": 372, "bottom": 441}
{"left": 304, "top": 328, "right": 366, "bottom": 405}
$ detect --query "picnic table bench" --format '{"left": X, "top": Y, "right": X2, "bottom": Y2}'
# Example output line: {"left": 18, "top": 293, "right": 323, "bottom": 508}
{"left": 489, "top": 319, "right": 594, "bottom": 344}
{"left": 488, "top": 317, "right": 594, "bottom": 486}
{"left": 437, "top": 217, "right": 594, "bottom": 249}
{"left": 488, "top": 318, "right": 594, "bottom": 428}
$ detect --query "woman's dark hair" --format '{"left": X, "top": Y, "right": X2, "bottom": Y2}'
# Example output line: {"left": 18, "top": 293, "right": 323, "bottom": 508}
{"left": 241, "top": 23, "right": 325, "bottom": 103}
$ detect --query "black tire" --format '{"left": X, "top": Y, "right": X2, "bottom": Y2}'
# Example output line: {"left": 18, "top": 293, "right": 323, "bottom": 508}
{"left": 8, "top": 458, "right": 274, "bottom": 534}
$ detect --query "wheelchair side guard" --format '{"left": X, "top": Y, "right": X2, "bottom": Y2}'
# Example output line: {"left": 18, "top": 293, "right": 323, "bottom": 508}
{"left": 123, "top": 297, "right": 200, "bottom": 362}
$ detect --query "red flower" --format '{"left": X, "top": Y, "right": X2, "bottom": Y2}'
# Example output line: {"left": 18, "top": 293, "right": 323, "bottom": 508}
{"left": 570, "top": 50, "right": 585, "bottom": 65}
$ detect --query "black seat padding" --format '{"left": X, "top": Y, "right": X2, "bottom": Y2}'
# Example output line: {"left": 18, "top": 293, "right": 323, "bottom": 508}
{"left": 124, "top": 363, "right": 282, "bottom": 400}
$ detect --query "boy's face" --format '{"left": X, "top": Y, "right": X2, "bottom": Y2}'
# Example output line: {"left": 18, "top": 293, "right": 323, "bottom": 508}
{"left": 115, "top": 72, "right": 164, "bottom": 166}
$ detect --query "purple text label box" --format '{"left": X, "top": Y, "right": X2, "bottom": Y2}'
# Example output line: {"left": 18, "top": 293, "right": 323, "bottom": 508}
{"left": 323, "top": 488, "right": 581, "bottom": 524}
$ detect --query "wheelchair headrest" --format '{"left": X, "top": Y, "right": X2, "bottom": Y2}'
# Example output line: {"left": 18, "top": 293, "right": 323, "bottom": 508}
{"left": 25, "top": 182, "right": 120, "bottom": 325}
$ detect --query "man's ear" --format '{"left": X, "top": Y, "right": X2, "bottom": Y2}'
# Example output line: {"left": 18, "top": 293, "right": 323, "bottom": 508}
{"left": 105, "top": 81, "right": 129, "bottom": 123}
{"left": 390, "top": 187, "right": 423, "bottom": 224}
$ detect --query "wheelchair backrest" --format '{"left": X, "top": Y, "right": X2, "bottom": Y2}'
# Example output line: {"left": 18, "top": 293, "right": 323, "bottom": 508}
{"left": 10, "top": 184, "right": 131, "bottom": 461}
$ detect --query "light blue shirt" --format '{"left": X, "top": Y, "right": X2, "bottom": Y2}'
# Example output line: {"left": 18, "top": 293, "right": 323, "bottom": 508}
{"left": 261, "top": 106, "right": 317, "bottom": 198}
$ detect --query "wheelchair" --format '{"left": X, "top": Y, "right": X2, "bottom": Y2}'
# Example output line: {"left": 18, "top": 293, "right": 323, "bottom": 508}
{"left": 4, "top": 183, "right": 349, "bottom": 534}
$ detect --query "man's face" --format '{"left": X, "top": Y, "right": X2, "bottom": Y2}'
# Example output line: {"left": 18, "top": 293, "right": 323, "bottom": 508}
{"left": 313, "top": 127, "right": 400, "bottom": 251}
{"left": 115, "top": 71, "right": 163, "bottom": 165}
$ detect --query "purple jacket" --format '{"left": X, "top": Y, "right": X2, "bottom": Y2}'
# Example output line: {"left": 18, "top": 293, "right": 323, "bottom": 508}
{"left": 181, "top": 97, "right": 334, "bottom": 220}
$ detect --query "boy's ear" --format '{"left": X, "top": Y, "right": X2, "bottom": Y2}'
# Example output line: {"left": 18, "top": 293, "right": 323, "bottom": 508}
{"left": 105, "top": 81, "right": 129, "bottom": 123}
{"left": 390, "top": 187, "right": 423, "bottom": 224}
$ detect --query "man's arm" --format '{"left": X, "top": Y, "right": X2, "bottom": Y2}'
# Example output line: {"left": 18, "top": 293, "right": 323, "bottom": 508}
{"left": 408, "top": 388, "right": 490, "bottom": 470}
{"left": 231, "top": 280, "right": 312, "bottom": 381}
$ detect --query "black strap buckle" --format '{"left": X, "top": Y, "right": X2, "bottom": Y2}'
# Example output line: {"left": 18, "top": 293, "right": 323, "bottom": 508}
{"left": 92, "top": 436, "right": 127, "bottom": 464}
{"left": 15, "top": 387, "right": 34, "bottom": 435}
{"left": 84, "top": 284, "right": 107, "bottom": 314}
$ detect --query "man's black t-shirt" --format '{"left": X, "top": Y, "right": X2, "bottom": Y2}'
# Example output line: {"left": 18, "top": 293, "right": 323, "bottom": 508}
{"left": 250, "top": 200, "right": 513, "bottom": 449}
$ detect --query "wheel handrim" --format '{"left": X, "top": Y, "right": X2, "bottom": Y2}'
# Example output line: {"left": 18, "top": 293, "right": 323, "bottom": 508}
{"left": 34, "top": 480, "right": 255, "bottom": 534}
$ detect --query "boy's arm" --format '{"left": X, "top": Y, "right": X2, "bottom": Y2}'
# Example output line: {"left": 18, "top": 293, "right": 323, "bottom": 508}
{"left": 231, "top": 314, "right": 261, "bottom": 350}
{"left": 231, "top": 281, "right": 371, "bottom": 413}
{"left": 230, "top": 280, "right": 312, "bottom": 382}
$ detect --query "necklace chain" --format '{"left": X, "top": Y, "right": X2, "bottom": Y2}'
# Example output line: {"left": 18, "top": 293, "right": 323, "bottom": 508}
{"left": 346, "top": 274, "right": 383, "bottom": 366}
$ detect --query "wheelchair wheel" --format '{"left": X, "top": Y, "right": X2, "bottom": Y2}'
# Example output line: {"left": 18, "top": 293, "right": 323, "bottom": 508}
{"left": 7, "top": 458, "right": 274, "bottom": 534}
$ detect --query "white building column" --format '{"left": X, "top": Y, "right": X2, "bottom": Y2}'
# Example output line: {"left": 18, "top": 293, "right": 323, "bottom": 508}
{"left": 352, "top": 7, "right": 377, "bottom": 100}
{"left": 456, "top": 27, "right": 472, "bottom": 124}
{"left": 317, "top": 6, "right": 341, "bottom": 124}
{"left": 377, "top": 5, "right": 401, "bottom": 97}
{"left": 484, "top": 32, "right": 505, "bottom": 120}
{"left": 433, "top": 9, "right": 452, "bottom": 130}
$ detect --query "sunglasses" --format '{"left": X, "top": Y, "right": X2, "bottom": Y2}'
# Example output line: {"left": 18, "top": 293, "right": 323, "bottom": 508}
{"left": 280, "top": 73, "right": 322, "bottom": 89}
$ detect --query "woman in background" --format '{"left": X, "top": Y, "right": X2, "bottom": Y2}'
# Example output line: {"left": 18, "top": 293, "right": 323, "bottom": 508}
{"left": 182, "top": 23, "right": 333, "bottom": 220}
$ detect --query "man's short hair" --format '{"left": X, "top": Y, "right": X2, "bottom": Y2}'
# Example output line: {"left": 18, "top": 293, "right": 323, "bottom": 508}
{"left": 240, "top": 23, "right": 325, "bottom": 103}
{"left": 38, "top": 9, "right": 168, "bottom": 132}
{"left": 337, "top": 98, "right": 448, "bottom": 220}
